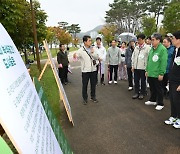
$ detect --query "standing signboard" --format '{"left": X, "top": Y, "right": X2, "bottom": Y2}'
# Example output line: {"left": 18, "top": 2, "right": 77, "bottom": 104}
{"left": 39, "top": 40, "right": 74, "bottom": 126}
{"left": 0, "top": 23, "right": 62, "bottom": 153}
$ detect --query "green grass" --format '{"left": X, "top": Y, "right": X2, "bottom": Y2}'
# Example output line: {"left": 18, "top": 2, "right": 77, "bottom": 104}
{"left": 69, "top": 47, "right": 79, "bottom": 52}
{"left": 23, "top": 47, "right": 79, "bottom": 62}
{"left": 30, "top": 64, "right": 61, "bottom": 121}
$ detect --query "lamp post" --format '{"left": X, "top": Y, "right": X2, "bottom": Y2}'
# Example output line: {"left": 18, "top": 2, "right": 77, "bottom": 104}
{"left": 30, "top": 0, "right": 41, "bottom": 71}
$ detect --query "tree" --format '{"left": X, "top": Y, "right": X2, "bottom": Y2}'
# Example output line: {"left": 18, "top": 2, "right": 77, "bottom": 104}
{"left": 0, "top": 0, "right": 48, "bottom": 63}
{"left": 58, "top": 21, "right": 68, "bottom": 30}
{"left": 67, "top": 24, "right": 81, "bottom": 47}
{"left": 0, "top": 0, "right": 32, "bottom": 48}
{"left": 141, "top": 16, "right": 157, "bottom": 36}
{"left": 46, "top": 27, "right": 56, "bottom": 48}
{"left": 146, "top": 0, "right": 170, "bottom": 27}
{"left": 99, "top": 24, "right": 117, "bottom": 46}
{"left": 105, "top": 0, "right": 145, "bottom": 34}
{"left": 163, "top": 0, "right": 180, "bottom": 33}
{"left": 0, "top": 0, "right": 47, "bottom": 48}
{"left": 33, "top": 0, "right": 48, "bottom": 43}
{"left": 54, "top": 27, "right": 72, "bottom": 45}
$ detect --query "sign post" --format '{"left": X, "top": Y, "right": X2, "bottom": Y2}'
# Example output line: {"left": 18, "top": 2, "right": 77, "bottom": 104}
{"left": 39, "top": 40, "right": 74, "bottom": 126}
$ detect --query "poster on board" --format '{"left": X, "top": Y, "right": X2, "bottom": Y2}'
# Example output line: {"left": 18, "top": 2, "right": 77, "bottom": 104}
{"left": 0, "top": 23, "right": 62, "bottom": 153}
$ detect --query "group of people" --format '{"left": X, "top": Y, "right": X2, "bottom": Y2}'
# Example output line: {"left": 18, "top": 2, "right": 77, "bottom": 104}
{"left": 57, "top": 31, "right": 180, "bottom": 129}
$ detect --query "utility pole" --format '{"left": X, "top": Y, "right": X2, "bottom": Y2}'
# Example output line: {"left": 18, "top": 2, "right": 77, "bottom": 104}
{"left": 30, "top": 0, "right": 41, "bottom": 71}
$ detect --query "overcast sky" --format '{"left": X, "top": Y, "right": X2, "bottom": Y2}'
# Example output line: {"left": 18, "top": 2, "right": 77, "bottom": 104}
{"left": 38, "top": 0, "right": 114, "bottom": 32}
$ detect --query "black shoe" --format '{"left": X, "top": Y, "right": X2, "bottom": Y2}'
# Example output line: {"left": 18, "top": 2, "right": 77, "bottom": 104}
{"left": 83, "top": 100, "right": 88, "bottom": 105}
{"left": 138, "top": 94, "right": 144, "bottom": 100}
{"left": 90, "top": 98, "right": 98, "bottom": 103}
{"left": 101, "top": 82, "right": 105, "bottom": 85}
{"left": 132, "top": 94, "right": 139, "bottom": 99}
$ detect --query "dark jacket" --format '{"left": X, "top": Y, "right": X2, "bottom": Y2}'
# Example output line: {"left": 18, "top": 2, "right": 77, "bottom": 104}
{"left": 57, "top": 50, "right": 69, "bottom": 66}
{"left": 169, "top": 47, "right": 180, "bottom": 84}
{"left": 166, "top": 45, "right": 175, "bottom": 73}
{"left": 125, "top": 46, "right": 134, "bottom": 68}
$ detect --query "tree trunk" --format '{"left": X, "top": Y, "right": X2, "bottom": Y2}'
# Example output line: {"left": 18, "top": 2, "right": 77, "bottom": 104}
{"left": 156, "top": 6, "right": 161, "bottom": 28}
{"left": 32, "top": 45, "right": 36, "bottom": 60}
{"left": 24, "top": 48, "right": 28, "bottom": 64}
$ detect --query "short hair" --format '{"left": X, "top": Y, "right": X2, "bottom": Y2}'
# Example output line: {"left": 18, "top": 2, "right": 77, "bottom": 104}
{"left": 164, "top": 37, "right": 172, "bottom": 44}
{"left": 96, "top": 37, "right": 101, "bottom": 41}
{"left": 59, "top": 44, "right": 64, "bottom": 48}
{"left": 83, "top": 35, "right": 91, "bottom": 42}
{"left": 121, "top": 41, "right": 127, "bottom": 45}
{"left": 146, "top": 36, "right": 151, "bottom": 40}
{"left": 111, "top": 39, "right": 117, "bottom": 43}
{"left": 137, "top": 33, "right": 146, "bottom": 40}
{"left": 151, "top": 33, "right": 162, "bottom": 42}
{"left": 173, "top": 31, "right": 180, "bottom": 39}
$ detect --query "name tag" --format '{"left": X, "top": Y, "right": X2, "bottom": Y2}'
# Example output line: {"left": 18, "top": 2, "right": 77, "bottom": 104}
{"left": 139, "top": 54, "right": 144, "bottom": 59}
{"left": 152, "top": 55, "right": 159, "bottom": 62}
{"left": 174, "top": 56, "right": 180, "bottom": 66}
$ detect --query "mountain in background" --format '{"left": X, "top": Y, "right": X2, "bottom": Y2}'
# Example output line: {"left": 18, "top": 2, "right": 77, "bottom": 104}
{"left": 77, "top": 25, "right": 104, "bottom": 39}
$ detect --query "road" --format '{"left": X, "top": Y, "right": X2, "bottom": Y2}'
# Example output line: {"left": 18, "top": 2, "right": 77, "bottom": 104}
{"left": 59, "top": 58, "right": 180, "bottom": 154}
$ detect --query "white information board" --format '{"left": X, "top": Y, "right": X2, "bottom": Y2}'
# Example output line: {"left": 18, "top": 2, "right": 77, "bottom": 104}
{"left": 0, "top": 23, "right": 62, "bottom": 154}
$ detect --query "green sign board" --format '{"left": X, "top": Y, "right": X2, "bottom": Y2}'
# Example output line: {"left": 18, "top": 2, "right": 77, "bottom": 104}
{"left": 0, "top": 136, "right": 13, "bottom": 154}
{"left": 34, "top": 77, "right": 73, "bottom": 154}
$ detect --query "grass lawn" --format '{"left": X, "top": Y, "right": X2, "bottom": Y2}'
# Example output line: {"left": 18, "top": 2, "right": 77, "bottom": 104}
{"left": 23, "top": 47, "right": 79, "bottom": 61}
{"left": 30, "top": 64, "right": 61, "bottom": 121}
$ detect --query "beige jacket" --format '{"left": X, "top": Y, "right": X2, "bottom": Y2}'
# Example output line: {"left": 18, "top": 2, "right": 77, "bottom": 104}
{"left": 76, "top": 47, "right": 99, "bottom": 72}
{"left": 131, "top": 44, "right": 151, "bottom": 70}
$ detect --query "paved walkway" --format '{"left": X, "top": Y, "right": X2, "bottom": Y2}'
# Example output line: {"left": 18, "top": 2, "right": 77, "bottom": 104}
{"left": 60, "top": 60, "right": 180, "bottom": 154}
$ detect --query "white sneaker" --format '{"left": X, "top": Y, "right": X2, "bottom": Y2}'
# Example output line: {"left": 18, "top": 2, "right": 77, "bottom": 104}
{"left": 128, "top": 87, "right": 133, "bottom": 91}
{"left": 165, "top": 117, "right": 177, "bottom": 125}
{"left": 109, "top": 81, "right": 112, "bottom": 84}
{"left": 155, "top": 105, "right": 164, "bottom": 111}
{"left": 173, "top": 119, "right": 180, "bottom": 129}
{"left": 114, "top": 81, "right": 117, "bottom": 84}
{"left": 145, "top": 101, "right": 157, "bottom": 105}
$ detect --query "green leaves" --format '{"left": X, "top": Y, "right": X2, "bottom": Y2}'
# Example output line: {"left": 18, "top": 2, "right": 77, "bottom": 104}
{"left": 105, "top": 0, "right": 170, "bottom": 34}
{"left": 163, "top": 1, "right": 180, "bottom": 33}
{"left": 141, "top": 16, "right": 157, "bottom": 36}
{"left": 105, "top": 0, "right": 145, "bottom": 33}
{"left": 0, "top": 0, "right": 47, "bottom": 49}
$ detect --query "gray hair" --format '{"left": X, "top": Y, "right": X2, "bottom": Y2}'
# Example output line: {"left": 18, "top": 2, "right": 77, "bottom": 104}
{"left": 151, "top": 33, "right": 162, "bottom": 42}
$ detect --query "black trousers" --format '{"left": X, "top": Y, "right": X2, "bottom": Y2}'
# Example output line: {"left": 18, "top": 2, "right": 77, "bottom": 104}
{"left": 58, "top": 66, "right": 68, "bottom": 84}
{"left": 127, "top": 67, "right": 133, "bottom": 87}
{"left": 95, "top": 65, "right": 99, "bottom": 84}
{"left": 82, "top": 71, "right": 96, "bottom": 100}
{"left": 162, "top": 73, "right": 169, "bottom": 95}
{"left": 99, "top": 64, "right": 104, "bottom": 83}
{"left": 148, "top": 77, "right": 164, "bottom": 106}
{"left": 109, "top": 65, "right": 118, "bottom": 81}
{"left": 169, "top": 82, "right": 180, "bottom": 118}
{"left": 101, "top": 74, "right": 105, "bottom": 83}
{"left": 134, "top": 69, "right": 146, "bottom": 95}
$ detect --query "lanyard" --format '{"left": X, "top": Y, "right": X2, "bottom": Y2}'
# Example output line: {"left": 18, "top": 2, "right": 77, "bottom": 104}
{"left": 172, "top": 48, "right": 179, "bottom": 67}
